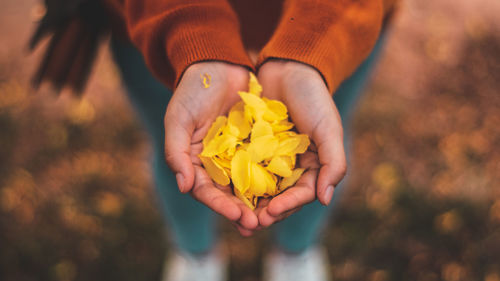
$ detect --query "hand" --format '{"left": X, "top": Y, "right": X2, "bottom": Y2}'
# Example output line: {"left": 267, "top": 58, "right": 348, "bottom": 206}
{"left": 164, "top": 62, "right": 258, "bottom": 235}
{"left": 255, "top": 60, "right": 347, "bottom": 227}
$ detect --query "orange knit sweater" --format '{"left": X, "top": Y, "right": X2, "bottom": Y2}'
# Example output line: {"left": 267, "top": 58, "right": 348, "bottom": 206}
{"left": 104, "top": 0, "right": 398, "bottom": 93}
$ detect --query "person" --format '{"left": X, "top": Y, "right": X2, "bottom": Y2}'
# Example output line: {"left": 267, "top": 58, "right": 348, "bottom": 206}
{"left": 31, "top": 0, "right": 399, "bottom": 280}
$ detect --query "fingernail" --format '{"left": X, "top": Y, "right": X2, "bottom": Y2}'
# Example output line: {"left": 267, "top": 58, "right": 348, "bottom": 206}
{"left": 176, "top": 173, "right": 185, "bottom": 192}
{"left": 323, "top": 185, "right": 334, "bottom": 206}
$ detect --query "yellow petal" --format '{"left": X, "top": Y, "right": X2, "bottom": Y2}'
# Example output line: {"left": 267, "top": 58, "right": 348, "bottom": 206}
{"left": 201, "top": 73, "right": 212, "bottom": 88}
{"left": 244, "top": 105, "right": 255, "bottom": 124}
{"left": 274, "top": 137, "right": 302, "bottom": 156}
{"left": 239, "top": 142, "right": 250, "bottom": 151}
{"left": 248, "top": 72, "right": 262, "bottom": 97}
{"left": 225, "top": 141, "right": 239, "bottom": 157}
{"left": 295, "top": 134, "right": 310, "bottom": 153}
{"left": 249, "top": 163, "right": 274, "bottom": 196}
{"left": 265, "top": 173, "right": 278, "bottom": 196}
{"left": 238, "top": 91, "right": 267, "bottom": 120}
{"left": 202, "top": 116, "right": 227, "bottom": 147}
{"left": 213, "top": 156, "right": 231, "bottom": 170}
{"left": 263, "top": 99, "right": 288, "bottom": 122}
{"left": 266, "top": 156, "right": 293, "bottom": 177}
{"left": 222, "top": 122, "right": 240, "bottom": 137}
{"left": 247, "top": 135, "right": 279, "bottom": 162}
{"left": 279, "top": 168, "right": 305, "bottom": 191}
{"left": 231, "top": 150, "right": 251, "bottom": 194}
{"left": 276, "top": 131, "right": 297, "bottom": 140}
{"left": 199, "top": 156, "right": 230, "bottom": 186}
{"left": 243, "top": 104, "right": 254, "bottom": 124}
{"left": 252, "top": 196, "right": 259, "bottom": 208}
{"left": 238, "top": 91, "right": 267, "bottom": 109}
{"left": 274, "top": 133, "right": 310, "bottom": 156}
{"left": 228, "top": 107, "right": 251, "bottom": 139}
{"left": 271, "top": 120, "right": 294, "bottom": 133}
{"left": 265, "top": 99, "right": 287, "bottom": 116}
{"left": 230, "top": 100, "right": 245, "bottom": 112}
{"left": 282, "top": 155, "right": 296, "bottom": 168}
{"left": 234, "top": 187, "right": 255, "bottom": 210}
{"left": 251, "top": 120, "right": 273, "bottom": 141}
{"left": 201, "top": 134, "right": 238, "bottom": 157}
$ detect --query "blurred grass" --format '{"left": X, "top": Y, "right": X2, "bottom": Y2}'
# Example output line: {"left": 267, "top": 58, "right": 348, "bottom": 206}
{"left": 1, "top": 0, "right": 500, "bottom": 281}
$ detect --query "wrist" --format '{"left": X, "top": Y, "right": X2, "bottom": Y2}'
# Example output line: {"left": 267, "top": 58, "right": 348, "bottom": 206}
{"left": 258, "top": 59, "right": 328, "bottom": 99}
{"left": 180, "top": 61, "right": 249, "bottom": 91}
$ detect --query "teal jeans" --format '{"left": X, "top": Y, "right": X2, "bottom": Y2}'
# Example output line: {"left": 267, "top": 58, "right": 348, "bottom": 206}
{"left": 110, "top": 34, "right": 386, "bottom": 254}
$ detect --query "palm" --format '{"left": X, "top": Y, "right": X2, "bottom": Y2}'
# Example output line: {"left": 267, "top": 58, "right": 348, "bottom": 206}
{"left": 256, "top": 61, "right": 347, "bottom": 226}
{"left": 164, "top": 62, "right": 258, "bottom": 234}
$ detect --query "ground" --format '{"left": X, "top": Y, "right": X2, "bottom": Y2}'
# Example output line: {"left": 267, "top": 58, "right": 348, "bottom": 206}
{"left": 0, "top": 1, "right": 499, "bottom": 281}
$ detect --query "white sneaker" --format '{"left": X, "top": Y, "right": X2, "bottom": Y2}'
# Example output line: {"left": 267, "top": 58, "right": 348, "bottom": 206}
{"left": 162, "top": 246, "right": 228, "bottom": 281}
{"left": 263, "top": 246, "right": 331, "bottom": 281}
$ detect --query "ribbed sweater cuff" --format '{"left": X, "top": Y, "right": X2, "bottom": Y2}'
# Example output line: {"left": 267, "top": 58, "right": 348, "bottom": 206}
{"left": 257, "top": 1, "right": 384, "bottom": 94}
{"left": 167, "top": 30, "right": 254, "bottom": 88}
{"left": 257, "top": 29, "right": 340, "bottom": 93}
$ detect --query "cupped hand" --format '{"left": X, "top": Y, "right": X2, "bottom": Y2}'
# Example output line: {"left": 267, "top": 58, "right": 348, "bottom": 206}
{"left": 164, "top": 62, "right": 258, "bottom": 235}
{"left": 255, "top": 60, "right": 347, "bottom": 227}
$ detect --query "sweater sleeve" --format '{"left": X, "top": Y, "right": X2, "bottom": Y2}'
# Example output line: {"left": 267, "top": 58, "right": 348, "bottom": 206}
{"left": 256, "top": 0, "right": 387, "bottom": 94}
{"left": 113, "top": 0, "right": 254, "bottom": 89}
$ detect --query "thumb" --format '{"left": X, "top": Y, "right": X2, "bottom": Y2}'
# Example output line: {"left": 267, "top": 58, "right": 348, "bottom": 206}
{"left": 311, "top": 100, "right": 347, "bottom": 206}
{"left": 164, "top": 100, "right": 195, "bottom": 193}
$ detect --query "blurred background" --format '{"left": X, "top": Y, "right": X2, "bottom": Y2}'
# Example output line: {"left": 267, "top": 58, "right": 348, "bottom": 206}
{"left": 1, "top": 0, "right": 500, "bottom": 280}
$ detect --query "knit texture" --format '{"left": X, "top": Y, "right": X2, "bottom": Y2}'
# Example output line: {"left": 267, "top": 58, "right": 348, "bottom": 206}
{"left": 104, "top": 0, "right": 398, "bottom": 92}
{"left": 111, "top": 0, "right": 254, "bottom": 88}
{"left": 257, "top": 0, "right": 385, "bottom": 93}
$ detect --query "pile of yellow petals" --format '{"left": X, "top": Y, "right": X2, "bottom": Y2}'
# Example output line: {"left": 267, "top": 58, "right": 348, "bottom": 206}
{"left": 199, "top": 73, "right": 310, "bottom": 209}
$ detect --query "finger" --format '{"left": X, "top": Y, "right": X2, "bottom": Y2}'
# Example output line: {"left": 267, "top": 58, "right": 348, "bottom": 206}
{"left": 258, "top": 208, "right": 275, "bottom": 228}
{"left": 191, "top": 166, "right": 242, "bottom": 221}
{"left": 234, "top": 223, "right": 254, "bottom": 237}
{"left": 258, "top": 206, "right": 302, "bottom": 228}
{"left": 281, "top": 75, "right": 346, "bottom": 206}
{"left": 236, "top": 202, "right": 259, "bottom": 230}
{"left": 266, "top": 168, "right": 317, "bottom": 217}
{"left": 254, "top": 198, "right": 270, "bottom": 229}
{"left": 298, "top": 151, "right": 320, "bottom": 170}
{"left": 164, "top": 100, "right": 195, "bottom": 193}
{"left": 230, "top": 213, "right": 256, "bottom": 236}
{"left": 311, "top": 105, "right": 347, "bottom": 206}
{"left": 254, "top": 197, "right": 271, "bottom": 215}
